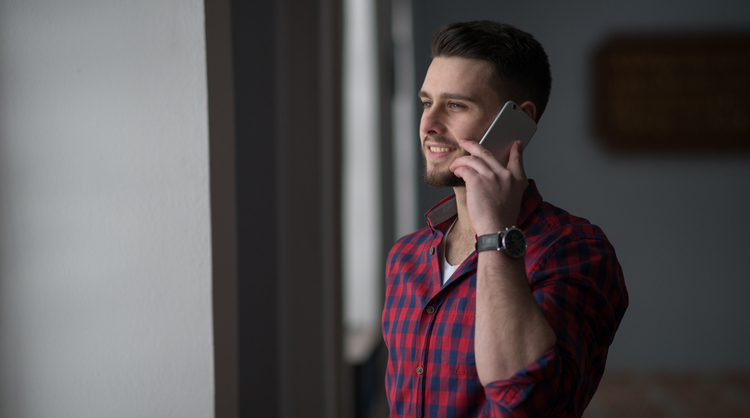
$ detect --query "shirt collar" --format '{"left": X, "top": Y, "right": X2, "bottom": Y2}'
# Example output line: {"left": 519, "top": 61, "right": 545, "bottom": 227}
{"left": 423, "top": 180, "right": 543, "bottom": 233}
{"left": 424, "top": 194, "right": 458, "bottom": 232}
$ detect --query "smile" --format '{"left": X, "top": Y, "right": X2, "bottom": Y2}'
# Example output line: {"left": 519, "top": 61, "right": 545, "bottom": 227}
{"left": 428, "top": 146, "right": 454, "bottom": 153}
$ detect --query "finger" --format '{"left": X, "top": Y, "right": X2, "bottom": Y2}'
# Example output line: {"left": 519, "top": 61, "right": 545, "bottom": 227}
{"left": 457, "top": 140, "right": 505, "bottom": 171}
{"left": 451, "top": 165, "right": 487, "bottom": 186}
{"left": 450, "top": 154, "right": 496, "bottom": 178}
{"left": 457, "top": 139, "right": 492, "bottom": 159}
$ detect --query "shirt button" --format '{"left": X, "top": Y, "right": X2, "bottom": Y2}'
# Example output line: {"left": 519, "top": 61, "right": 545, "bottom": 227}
{"left": 429, "top": 247, "right": 435, "bottom": 255}
{"left": 426, "top": 306, "right": 435, "bottom": 314}
{"left": 416, "top": 366, "right": 424, "bottom": 375}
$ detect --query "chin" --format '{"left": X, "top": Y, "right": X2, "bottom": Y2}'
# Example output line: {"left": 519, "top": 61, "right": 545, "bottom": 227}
{"left": 422, "top": 168, "right": 465, "bottom": 189}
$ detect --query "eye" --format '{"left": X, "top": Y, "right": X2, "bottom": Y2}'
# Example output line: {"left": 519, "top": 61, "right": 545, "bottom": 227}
{"left": 420, "top": 100, "right": 432, "bottom": 109}
{"left": 448, "top": 102, "right": 465, "bottom": 110}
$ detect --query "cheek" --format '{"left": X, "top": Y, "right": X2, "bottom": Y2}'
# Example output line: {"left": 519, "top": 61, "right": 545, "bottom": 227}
{"left": 470, "top": 114, "right": 498, "bottom": 142}
{"left": 454, "top": 121, "right": 487, "bottom": 142}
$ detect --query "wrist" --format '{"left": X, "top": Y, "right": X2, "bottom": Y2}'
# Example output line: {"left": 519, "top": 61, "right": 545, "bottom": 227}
{"left": 475, "top": 227, "right": 527, "bottom": 258}
{"left": 474, "top": 222, "right": 511, "bottom": 237}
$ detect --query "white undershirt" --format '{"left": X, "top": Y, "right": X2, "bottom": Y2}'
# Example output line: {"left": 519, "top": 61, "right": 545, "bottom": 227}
{"left": 440, "top": 219, "right": 461, "bottom": 284}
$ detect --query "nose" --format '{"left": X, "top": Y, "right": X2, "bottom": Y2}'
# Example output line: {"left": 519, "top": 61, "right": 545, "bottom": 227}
{"left": 419, "top": 106, "right": 446, "bottom": 137}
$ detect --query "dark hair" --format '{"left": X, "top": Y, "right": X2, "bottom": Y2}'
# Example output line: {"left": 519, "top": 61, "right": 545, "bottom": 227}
{"left": 431, "top": 21, "right": 552, "bottom": 122}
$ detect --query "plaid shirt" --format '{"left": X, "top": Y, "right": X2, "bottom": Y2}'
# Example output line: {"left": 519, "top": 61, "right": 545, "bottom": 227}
{"left": 382, "top": 181, "right": 628, "bottom": 417}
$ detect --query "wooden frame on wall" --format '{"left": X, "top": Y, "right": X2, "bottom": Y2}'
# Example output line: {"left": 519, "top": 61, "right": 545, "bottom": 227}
{"left": 592, "top": 32, "right": 750, "bottom": 152}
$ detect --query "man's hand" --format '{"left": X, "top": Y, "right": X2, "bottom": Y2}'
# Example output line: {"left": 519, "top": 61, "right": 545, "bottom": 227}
{"left": 449, "top": 139, "right": 529, "bottom": 235}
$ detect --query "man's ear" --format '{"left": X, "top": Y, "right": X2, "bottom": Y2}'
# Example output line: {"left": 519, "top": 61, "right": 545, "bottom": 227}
{"left": 519, "top": 101, "right": 537, "bottom": 122}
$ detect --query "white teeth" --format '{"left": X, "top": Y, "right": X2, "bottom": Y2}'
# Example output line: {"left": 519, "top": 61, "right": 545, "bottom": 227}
{"left": 430, "top": 147, "right": 452, "bottom": 153}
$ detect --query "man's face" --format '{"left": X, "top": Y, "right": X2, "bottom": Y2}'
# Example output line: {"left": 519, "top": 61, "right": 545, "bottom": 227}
{"left": 418, "top": 57, "right": 502, "bottom": 188}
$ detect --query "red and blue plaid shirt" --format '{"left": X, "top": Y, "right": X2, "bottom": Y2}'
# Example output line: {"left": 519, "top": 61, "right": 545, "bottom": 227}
{"left": 382, "top": 181, "right": 628, "bottom": 417}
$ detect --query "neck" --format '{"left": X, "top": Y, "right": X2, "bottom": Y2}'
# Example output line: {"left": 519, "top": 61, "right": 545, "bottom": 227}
{"left": 452, "top": 186, "right": 474, "bottom": 240}
{"left": 441, "top": 185, "right": 476, "bottom": 265}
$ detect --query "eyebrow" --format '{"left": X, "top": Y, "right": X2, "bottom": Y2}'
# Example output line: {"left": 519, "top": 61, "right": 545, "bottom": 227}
{"left": 418, "top": 91, "right": 478, "bottom": 103}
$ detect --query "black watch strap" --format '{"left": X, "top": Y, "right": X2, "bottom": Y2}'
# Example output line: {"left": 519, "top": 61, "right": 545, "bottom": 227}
{"left": 476, "top": 233, "right": 501, "bottom": 253}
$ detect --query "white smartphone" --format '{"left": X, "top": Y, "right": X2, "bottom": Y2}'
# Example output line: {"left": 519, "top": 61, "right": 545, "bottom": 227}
{"left": 478, "top": 101, "right": 537, "bottom": 163}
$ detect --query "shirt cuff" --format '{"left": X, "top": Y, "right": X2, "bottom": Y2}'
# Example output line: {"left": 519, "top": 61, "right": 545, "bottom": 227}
{"left": 483, "top": 347, "right": 560, "bottom": 411}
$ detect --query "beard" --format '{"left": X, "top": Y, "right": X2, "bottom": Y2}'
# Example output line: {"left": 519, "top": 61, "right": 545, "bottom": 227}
{"left": 421, "top": 140, "right": 466, "bottom": 188}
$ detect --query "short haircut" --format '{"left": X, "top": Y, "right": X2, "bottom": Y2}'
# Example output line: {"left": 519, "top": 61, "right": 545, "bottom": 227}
{"left": 431, "top": 21, "right": 552, "bottom": 122}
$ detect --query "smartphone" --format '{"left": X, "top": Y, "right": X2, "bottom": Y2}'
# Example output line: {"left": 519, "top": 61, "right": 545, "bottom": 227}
{"left": 478, "top": 101, "right": 537, "bottom": 163}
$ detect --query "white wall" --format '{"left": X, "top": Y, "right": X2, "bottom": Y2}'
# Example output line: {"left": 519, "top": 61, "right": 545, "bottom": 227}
{"left": 413, "top": 0, "right": 750, "bottom": 368}
{"left": 0, "top": 0, "right": 215, "bottom": 416}
{"left": 343, "top": 0, "right": 382, "bottom": 334}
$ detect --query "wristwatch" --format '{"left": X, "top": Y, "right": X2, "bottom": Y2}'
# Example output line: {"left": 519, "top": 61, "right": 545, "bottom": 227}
{"left": 475, "top": 226, "right": 527, "bottom": 258}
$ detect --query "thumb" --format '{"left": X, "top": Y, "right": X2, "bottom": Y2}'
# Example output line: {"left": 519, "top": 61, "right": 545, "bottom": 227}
{"left": 507, "top": 140, "right": 527, "bottom": 179}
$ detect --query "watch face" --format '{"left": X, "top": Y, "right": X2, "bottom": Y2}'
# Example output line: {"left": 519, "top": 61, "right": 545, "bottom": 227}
{"left": 503, "top": 228, "right": 526, "bottom": 258}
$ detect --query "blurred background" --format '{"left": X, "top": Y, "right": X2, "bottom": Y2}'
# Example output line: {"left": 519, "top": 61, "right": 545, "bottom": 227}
{"left": 0, "top": 0, "right": 748, "bottom": 417}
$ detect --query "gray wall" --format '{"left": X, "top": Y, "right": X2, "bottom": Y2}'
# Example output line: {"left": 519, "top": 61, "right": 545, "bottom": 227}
{"left": 0, "top": 0, "right": 215, "bottom": 416}
{"left": 412, "top": 0, "right": 750, "bottom": 368}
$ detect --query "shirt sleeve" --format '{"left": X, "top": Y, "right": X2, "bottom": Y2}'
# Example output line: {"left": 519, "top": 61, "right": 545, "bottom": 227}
{"left": 481, "top": 233, "right": 628, "bottom": 417}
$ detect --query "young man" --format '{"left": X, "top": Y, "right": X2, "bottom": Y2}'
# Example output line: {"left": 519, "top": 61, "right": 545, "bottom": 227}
{"left": 382, "top": 21, "right": 628, "bottom": 417}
